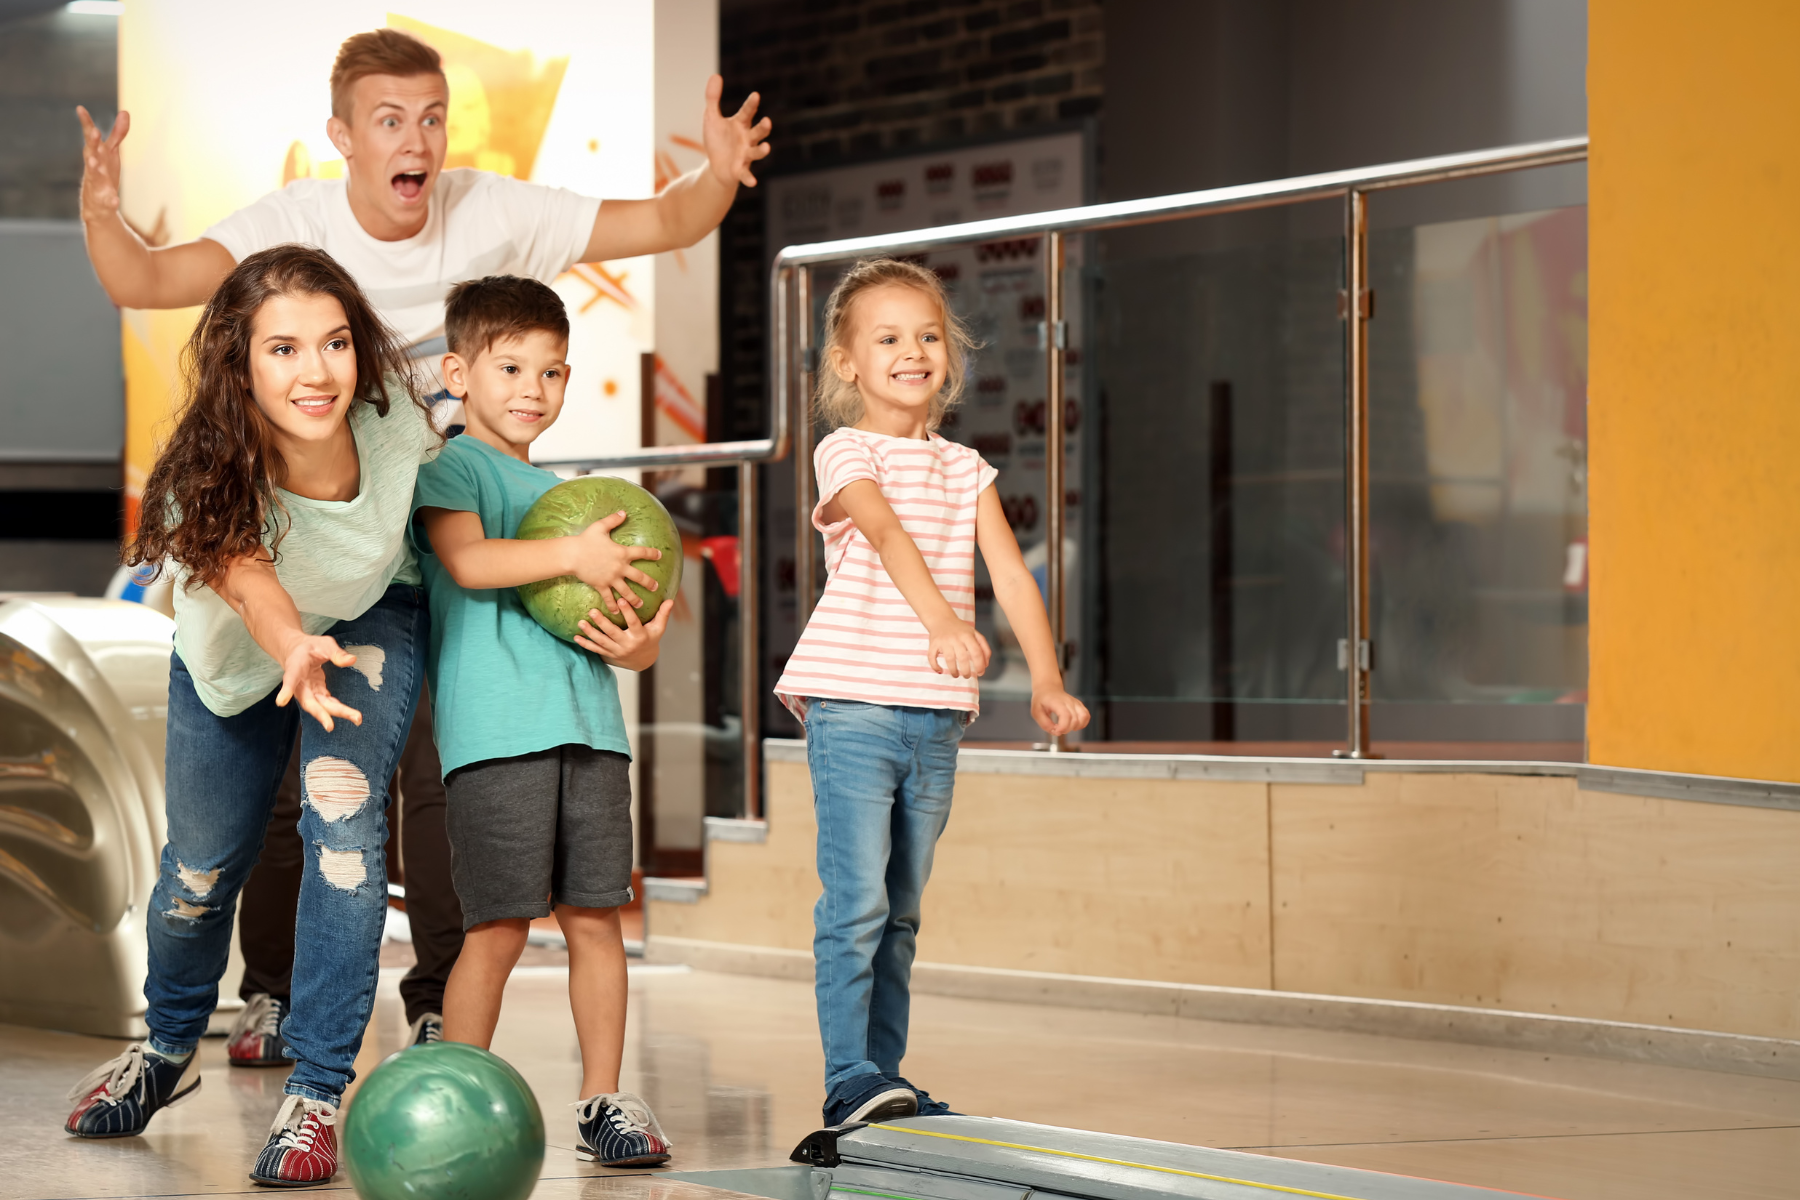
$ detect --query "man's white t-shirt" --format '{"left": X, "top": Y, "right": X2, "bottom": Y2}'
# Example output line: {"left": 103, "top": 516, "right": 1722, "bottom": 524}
{"left": 203, "top": 169, "right": 600, "bottom": 407}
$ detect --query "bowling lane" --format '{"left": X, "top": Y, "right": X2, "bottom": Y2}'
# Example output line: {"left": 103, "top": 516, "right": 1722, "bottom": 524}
{"left": 6, "top": 964, "right": 1800, "bottom": 1199}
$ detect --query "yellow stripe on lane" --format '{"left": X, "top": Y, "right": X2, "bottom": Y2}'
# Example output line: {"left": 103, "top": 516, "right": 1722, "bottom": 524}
{"left": 862, "top": 1123, "right": 1372, "bottom": 1200}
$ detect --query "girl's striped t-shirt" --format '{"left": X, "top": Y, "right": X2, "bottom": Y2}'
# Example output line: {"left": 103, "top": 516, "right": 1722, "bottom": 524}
{"left": 774, "top": 426, "right": 997, "bottom": 720}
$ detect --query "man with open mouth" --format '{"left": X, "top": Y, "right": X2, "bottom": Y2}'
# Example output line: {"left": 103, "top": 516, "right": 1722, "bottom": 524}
{"left": 78, "top": 26, "right": 770, "bottom": 416}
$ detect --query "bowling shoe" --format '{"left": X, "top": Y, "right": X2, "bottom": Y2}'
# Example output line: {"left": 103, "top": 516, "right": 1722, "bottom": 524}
{"left": 65, "top": 1043, "right": 201, "bottom": 1138}
{"left": 891, "top": 1077, "right": 960, "bottom": 1117}
{"left": 250, "top": 1094, "right": 338, "bottom": 1187}
{"left": 822, "top": 1074, "right": 919, "bottom": 1127}
{"left": 574, "top": 1092, "right": 672, "bottom": 1167}
{"left": 227, "top": 993, "right": 290, "bottom": 1068}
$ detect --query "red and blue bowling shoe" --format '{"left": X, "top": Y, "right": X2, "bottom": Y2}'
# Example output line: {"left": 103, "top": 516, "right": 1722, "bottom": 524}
{"left": 250, "top": 1094, "right": 339, "bottom": 1187}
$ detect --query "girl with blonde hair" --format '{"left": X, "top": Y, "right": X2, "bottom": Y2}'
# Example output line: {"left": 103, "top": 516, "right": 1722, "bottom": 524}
{"left": 775, "top": 258, "right": 1089, "bottom": 1125}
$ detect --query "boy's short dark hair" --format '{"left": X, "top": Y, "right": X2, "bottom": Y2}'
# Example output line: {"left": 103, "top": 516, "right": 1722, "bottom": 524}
{"left": 444, "top": 275, "right": 570, "bottom": 359}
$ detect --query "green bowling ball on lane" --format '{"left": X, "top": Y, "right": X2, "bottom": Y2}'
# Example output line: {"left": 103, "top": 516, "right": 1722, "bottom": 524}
{"left": 340, "top": 1042, "right": 544, "bottom": 1200}
{"left": 516, "top": 475, "right": 683, "bottom": 642}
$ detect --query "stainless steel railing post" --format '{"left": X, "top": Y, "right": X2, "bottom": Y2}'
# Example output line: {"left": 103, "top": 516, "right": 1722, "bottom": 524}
{"left": 1338, "top": 189, "right": 1377, "bottom": 759}
{"left": 794, "top": 268, "right": 818, "bottom": 630}
{"left": 1042, "top": 231, "right": 1068, "bottom": 751}
{"left": 738, "top": 458, "right": 761, "bottom": 820}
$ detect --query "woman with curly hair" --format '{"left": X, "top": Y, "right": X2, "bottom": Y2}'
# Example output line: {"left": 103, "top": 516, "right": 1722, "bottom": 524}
{"left": 62, "top": 243, "right": 439, "bottom": 1186}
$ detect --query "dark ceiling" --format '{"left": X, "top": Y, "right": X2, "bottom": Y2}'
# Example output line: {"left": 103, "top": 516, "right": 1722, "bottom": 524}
{"left": 0, "top": 0, "right": 73, "bottom": 23}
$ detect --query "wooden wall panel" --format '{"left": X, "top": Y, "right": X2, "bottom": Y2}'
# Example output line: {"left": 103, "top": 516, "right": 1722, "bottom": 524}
{"left": 1271, "top": 773, "right": 1800, "bottom": 1038}
{"left": 923, "top": 772, "right": 1272, "bottom": 986}
{"left": 652, "top": 760, "right": 1274, "bottom": 988}
{"left": 653, "top": 762, "right": 1800, "bottom": 1040}
{"left": 649, "top": 759, "right": 817, "bottom": 950}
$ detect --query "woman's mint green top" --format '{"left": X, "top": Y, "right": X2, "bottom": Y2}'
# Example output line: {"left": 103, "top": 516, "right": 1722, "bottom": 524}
{"left": 408, "top": 434, "right": 631, "bottom": 779}
{"left": 172, "top": 394, "right": 438, "bottom": 717}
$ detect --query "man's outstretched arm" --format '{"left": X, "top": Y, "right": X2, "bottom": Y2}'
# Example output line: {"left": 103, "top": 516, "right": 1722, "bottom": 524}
{"left": 578, "top": 76, "right": 772, "bottom": 263}
{"left": 77, "top": 107, "right": 235, "bottom": 310}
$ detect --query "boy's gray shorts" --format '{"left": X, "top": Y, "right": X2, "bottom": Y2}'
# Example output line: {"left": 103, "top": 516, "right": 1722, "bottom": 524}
{"left": 444, "top": 743, "right": 635, "bottom": 929}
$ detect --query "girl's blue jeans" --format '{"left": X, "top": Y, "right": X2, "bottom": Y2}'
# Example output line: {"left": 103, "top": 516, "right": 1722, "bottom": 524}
{"left": 144, "top": 583, "right": 425, "bottom": 1105}
{"left": 806, "top": 698, "right": 965, "bottom": 1096}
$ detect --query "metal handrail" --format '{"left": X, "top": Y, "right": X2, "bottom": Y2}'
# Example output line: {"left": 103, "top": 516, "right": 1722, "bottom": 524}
{"left": 536, "top": 435, "right": 788, "bottom": 473}
{"left": 769, "top": 136, "right": 1586, "bottom": 267}
{"left": 774, "top": 135, "right": 1589, "bottom": 759}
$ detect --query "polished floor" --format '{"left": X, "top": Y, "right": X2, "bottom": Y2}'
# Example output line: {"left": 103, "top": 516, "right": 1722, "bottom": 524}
{"left": 6, "top": 961, "right": 1799, "bottom": 1200}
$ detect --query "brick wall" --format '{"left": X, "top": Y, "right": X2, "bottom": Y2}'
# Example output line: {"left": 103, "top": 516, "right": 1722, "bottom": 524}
{"left": 716, "top": 0, "right": 1104, "bottom": 441}
{"left": 724, "top": 0, "right": 1102, "bottom": 173}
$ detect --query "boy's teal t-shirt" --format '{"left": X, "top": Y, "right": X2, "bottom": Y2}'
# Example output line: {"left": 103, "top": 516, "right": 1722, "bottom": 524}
{"left": 410, "top": 435, "right": 631, "bottom": 778}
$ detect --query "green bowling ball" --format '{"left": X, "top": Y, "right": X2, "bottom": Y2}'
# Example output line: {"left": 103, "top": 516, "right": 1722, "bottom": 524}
{"left": 516, "top": 475, "right": 683, "bottom": 642}
{"left": 341, "top": 1042, "right": 544, "bottom": 1200}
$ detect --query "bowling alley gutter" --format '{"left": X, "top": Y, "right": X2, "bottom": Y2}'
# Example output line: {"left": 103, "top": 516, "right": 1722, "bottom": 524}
{"left": 638, "top": 740, "right": 1800, "bottom": 1083}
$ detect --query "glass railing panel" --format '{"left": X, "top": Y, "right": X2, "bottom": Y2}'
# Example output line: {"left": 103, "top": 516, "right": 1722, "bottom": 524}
{"left": 943, "top": 238, "right": 1075, "bottom": 742}
{"left": 1077, "top": 205, "right": 1348, "bottom": 751}
{"left": 1366, "top": 203, "right": 1587, "bottom": 758}
{"left": 626, "top": 471, "right": 744, "bottom": 872}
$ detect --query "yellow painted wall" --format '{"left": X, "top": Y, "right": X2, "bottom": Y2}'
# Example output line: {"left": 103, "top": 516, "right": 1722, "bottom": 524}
{"left": 1588, "top": 1, "right": 1800, "bottom": 780}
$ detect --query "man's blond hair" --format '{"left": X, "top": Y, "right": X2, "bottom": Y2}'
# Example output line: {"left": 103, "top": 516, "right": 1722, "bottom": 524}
{"left": 329, "top": 29, "right": 445, "bottom": 121}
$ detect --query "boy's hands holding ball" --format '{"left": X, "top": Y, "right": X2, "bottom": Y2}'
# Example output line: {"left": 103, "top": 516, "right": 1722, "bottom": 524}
{"left": 569, "top": 510, "right": 661, "bottom": 614}
{"left": 575, "top": 588, "right": 673, "bottom": 672}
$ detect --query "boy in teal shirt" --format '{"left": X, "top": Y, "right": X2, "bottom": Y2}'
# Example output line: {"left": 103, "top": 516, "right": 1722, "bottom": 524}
{"left": 410, "top": 275, "right": 675, "bottom": 1166}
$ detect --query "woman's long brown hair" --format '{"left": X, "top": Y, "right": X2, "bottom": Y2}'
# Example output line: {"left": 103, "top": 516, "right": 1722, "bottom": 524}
{"left": 127, "top": 244, "right": 430, "bottom": 589}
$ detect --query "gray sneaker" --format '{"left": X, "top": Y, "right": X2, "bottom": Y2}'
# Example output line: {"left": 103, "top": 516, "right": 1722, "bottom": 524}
{"left": 406, "top": 1012, "right": 443, "bottom": 1047}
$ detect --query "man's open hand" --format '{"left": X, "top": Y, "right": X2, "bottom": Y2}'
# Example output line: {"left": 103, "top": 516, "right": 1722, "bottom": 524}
{"left": 702, "top": 75, "right": 772, "bottom": 189}
{"left": 76, "top": 106, "right": 129, "bottom": 225}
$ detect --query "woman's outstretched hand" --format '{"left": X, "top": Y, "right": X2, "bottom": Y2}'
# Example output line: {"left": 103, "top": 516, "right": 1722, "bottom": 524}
{"left": 275, "top": 635, "right": 363, "bottom": 732}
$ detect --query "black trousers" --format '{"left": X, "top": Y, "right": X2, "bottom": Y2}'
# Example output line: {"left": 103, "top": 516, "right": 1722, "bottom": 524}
{"left": 236, "top": 687, "right": 465, "bottom": 1025}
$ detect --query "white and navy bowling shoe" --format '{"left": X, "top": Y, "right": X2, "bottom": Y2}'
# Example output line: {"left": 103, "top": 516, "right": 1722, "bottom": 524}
{"left": 64, "top": 1043, "right": 200, "bottom": 1138}
{"left": 574, "top": 1091, "right": 672, "bottom": 1167}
